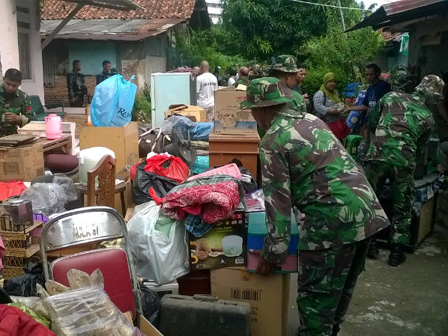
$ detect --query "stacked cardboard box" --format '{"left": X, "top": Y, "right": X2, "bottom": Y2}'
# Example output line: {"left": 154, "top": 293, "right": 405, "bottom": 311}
{"left": 0, "top": 142, "right": 44, "bottom": 181}
{"left": 211, "top": 268, "right": 290, "bottom": 336}
{"left": 213, "top": 87, "right": 257, "bottom": 135}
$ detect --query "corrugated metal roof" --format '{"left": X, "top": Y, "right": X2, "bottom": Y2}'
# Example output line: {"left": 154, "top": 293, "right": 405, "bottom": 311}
{"left": 347, "top": 0, "right": 448, "bottom": 32}
{"left": 40, "top": 18, "right": 184, "bottom": 41}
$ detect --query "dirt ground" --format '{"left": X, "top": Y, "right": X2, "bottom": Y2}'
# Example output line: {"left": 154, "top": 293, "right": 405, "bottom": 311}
{"left": 286, "top": 225, "right": 448, "bottom": 336}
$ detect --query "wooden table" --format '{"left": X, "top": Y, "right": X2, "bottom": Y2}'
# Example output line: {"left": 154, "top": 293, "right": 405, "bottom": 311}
{"left": 209, "top": 133, "right": 260, "bottom": 181}
{"left": 36, "top": 135, "right": 72, "bottom": 155}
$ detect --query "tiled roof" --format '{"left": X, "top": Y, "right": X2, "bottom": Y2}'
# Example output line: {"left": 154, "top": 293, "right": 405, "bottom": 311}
{"left": 41, "top": 18, "right": 185, "bottom": 41}
{"left": 41, "top": 0, "right": 197, "bottom": 20}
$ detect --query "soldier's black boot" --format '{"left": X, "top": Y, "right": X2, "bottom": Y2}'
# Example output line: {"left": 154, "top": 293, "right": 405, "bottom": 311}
{"left": 367, "top": 238, "right": 379, "bottom": 259}
{"left": 331, "top": 324, "right": 340, "bottom": 336}
{"left": 388, "top": 244, "right": 406, "bottom": 266}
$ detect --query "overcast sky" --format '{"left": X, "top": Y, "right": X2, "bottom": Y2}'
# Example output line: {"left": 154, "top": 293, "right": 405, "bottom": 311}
{"left": 357, "top": 0, "right": 396, "bottom": 9}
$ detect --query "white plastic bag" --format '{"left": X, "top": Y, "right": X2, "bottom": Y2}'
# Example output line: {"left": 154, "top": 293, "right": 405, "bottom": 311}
{"left": 127, "top": 202, "right": 189, "bottom": 285}
{"left": 43, "top": 286, "right": 141, "bottom": 336}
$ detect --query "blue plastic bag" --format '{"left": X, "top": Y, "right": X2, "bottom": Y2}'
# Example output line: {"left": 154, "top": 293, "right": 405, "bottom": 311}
{"left": 91, "top": 75, "right": 137, "bottom": 127}
{"left": 190, "top": 122, "right": 213, "bottom": 141}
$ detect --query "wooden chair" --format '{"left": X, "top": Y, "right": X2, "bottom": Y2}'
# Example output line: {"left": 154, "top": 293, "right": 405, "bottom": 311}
{"left": 87, "top": 155, "right": 116, "bottom": 208}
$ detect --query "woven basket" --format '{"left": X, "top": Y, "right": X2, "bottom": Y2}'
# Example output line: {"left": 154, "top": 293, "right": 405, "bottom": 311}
{"left": 64, "top": 115, "right": 88, "bottom": 136}
{"left": 3, "top": 266, "right": 25, "bottom": 280}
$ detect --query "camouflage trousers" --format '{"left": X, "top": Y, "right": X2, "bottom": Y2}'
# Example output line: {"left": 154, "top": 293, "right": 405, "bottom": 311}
{"left": 365, "top": 161, "right": 414, "bottom": 245}
{"left": 297, "top": 239, "right": 370, "bottom": 336}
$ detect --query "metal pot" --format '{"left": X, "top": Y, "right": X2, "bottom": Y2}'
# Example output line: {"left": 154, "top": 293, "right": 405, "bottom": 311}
{"left": 2, "top": 199, "right": 33, "bottom": 227}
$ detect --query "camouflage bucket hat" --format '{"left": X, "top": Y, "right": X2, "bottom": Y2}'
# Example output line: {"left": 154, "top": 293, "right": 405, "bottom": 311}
{"left": 240, "top": 77, "right": 292, "bottom": 110}
{"left": 388, "top": 64, "right": 412, "bottom": 92}
{"left": 414, "top": 75, "right": 445, "bottom": 105}
{"left": 271, "top": 55, "right": 298, "bottom": 73}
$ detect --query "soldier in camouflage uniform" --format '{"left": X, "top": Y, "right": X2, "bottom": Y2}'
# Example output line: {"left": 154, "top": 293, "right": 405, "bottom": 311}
{"left": 387, "top": 64, "right": 413, "bottom": 93}
{"left": 270, "top": 55, "right": 307, "bottom": 113}
{"left": 0, "top": 69, "right": 32, "bottom": 137}
{"left": 241, "top": 77, "right": 390, "bottom": 336}
{"left": 365, "top": 75, "right": 444, "bottom": 266}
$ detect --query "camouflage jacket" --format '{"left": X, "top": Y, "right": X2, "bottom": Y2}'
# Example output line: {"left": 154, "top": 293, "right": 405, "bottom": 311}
{"left": 236, "top": 77, "right": 250, "bottom": 87}
{"left": 0, "top": 84, "right": 32, "bottom": 137}
{"left": 260, "top": 109, "right": 389, "bottom": 263}
{"left": 278, "top": 82, "right": 306, "bottom": 114}
{"left": 367, "top": 91, "right": 434, "bottom": 169}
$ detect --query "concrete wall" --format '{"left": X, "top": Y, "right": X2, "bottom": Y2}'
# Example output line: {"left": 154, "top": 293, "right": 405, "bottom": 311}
{"left": 0, "top": 0, "right": 20, "bottom": 71}
{"left": 408, "top": 13, "right": 448, "bottom": 77}
{"left": 0, "top": 0, "right": 44, "bottom": 101}
{"left": 20, "top": 0, "right": 44, "bottom": 101}
{"left": 44, "top": 34, "right": 169, "bottom": 103}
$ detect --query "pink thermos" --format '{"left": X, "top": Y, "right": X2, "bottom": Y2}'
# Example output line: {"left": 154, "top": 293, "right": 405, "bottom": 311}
{"left": 45, "top": 114, "right": 62, "bottom": 140}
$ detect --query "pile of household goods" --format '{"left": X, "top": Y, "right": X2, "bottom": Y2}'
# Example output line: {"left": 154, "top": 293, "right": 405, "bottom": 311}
{"left": 127, "top": 107, "right": 296, "bottom": 336}
{"left": 0, "top": 84, "right": 296, "bottom": 335}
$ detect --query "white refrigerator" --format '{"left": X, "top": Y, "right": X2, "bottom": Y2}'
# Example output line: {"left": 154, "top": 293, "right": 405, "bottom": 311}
{"left": 150, "top": 72, "right": 196, "bottom": 128}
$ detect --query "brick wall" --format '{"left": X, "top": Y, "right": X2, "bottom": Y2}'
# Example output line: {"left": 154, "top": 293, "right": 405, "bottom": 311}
{"left": 44, "top": 75, "right": 96, "bottom": 106}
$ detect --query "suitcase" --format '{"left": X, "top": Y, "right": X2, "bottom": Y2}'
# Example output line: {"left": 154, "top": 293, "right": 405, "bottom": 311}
{"left": 159, "top": 294, "right": 251, "bottom": 336}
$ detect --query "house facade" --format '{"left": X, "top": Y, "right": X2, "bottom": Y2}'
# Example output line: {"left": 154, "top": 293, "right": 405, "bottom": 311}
{"left": 0, "top": 0, "right": 44, "bottom": 101}
{"left": 41, "top": 0, "right": 210, "bottom": 105}
{"left": 348, "top": 0, "right": 448, "bottom": 78}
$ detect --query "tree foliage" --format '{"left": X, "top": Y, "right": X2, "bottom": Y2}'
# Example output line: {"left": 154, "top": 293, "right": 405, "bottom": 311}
{"left": 221, "top": 0, "right": 384, "bottom": 94}
{"left": 171, "top": 27, "right": 247, "bottom": 71}
{"left": 171, "top": 0, "right": 385, "bottom": 95}
{"left": 300, "top": 10, "right": 385, "bottom": 94}
{"left": 222, "top": 0, "right": 329, "bottom": 60}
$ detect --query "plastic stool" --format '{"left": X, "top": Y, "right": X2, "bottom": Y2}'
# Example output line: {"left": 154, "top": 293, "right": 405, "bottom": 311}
{"left": 343, "top": 135, "right": 364, "bottom": 161}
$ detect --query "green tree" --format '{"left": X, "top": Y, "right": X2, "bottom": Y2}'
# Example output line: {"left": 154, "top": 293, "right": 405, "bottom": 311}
{"left": 222, "top": 0, "right": 329, "bottom": 60}
{"left": 171, "top": 27, "right": 247, "bottom": 71}
{"left": 300, "top": 10, "right": 384, "bottom": 95}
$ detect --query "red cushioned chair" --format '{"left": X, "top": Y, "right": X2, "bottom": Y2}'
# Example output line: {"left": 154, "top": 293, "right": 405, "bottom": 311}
{"left": 40, "top": 206, "right": 142, "bottom": 320}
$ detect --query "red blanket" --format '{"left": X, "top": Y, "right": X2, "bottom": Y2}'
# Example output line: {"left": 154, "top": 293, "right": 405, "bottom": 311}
{"left": 151, "top": 175, "right": 243, "bottom": 224}
{"left": 0, "top": 305, "right": 55, "bottom": 336}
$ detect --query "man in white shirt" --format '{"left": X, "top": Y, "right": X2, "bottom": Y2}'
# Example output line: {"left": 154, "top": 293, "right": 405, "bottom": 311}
{"left": 196, "top": 61, "right": 218, "bottom": 122}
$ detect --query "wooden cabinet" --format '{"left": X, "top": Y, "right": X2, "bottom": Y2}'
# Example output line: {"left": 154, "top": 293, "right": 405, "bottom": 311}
{"left": 209, "top": 133, "right": 260, "bottom": 180}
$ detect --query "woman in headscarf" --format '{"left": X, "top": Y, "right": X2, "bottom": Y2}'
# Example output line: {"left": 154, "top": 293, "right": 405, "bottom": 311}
{"left": 313, "top": 73, "right": 349, "bottom": 140}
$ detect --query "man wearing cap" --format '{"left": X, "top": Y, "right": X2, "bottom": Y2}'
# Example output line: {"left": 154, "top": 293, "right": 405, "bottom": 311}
{"left": 365, "top": 75, "right": 444, "bottom": 266}
{"left": 242, "top": 77, "right": 389, "bottom": 336}
{"left": 270, "top": 55, "right": 306, "bottom": 113}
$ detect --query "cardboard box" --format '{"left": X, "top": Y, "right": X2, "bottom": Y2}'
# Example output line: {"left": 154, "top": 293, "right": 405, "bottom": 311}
{"left": 0, "top": 143, "right": 44, "bottom": 181}
{"left": 123, "top": 313, "right": 163, "bottom": 336}
{"left": 247, "top": 252, "right": 298, "bottom": 273}
{"left": 213, "top": 87, "right": 257, "bottom": 135}
{"left": 211, "top": 268, "right": 290, "bottom": 336}
{"left": 416, "top": 196, "right": 435, "bottom": 245}
{"left": 190, "top": 211, "right": 246, "bottom": 270}
{"left": 140, "top": 315, "right": 163, "bottom": 336}
{"left": 164, "top": 104, "right": 206, "bottom": 122}
{"left": 80, "top": 122, "right": 139, "bottom": 179}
